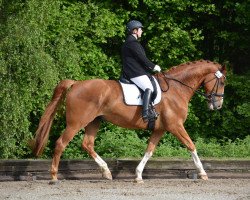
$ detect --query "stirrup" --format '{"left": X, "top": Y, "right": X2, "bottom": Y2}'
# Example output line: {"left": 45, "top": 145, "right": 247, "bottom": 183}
{"left": 149, "top": 105, "right": 159, "bottom": 119}
{"left": 142, "top": 109, "right": 159, "bottom": 123}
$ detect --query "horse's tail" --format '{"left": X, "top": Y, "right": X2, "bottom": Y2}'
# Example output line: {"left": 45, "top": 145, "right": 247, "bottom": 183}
{"left": 29, "top": 79, "right": 75, "bottom": 157}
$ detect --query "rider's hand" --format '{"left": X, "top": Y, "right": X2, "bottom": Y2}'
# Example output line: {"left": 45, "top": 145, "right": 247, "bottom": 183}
{"left": 154, "top": 65, "right": 161, "bottom": 72}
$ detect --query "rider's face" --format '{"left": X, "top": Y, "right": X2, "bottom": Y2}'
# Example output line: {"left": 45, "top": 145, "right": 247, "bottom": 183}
{"left": 137, "top": 28, "right": 143, "bottom": 38}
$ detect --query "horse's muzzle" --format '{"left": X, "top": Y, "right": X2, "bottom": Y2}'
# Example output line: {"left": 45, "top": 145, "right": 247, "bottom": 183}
{"left": 208, "top": 99, "right": 223, "bottom": 110}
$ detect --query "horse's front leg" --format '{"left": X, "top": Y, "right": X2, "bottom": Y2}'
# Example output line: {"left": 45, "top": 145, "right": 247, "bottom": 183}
{"left": 82, "top": 118, "right": 112, "bottom": 180}
{"left": 170, "top": 124, "right": 208, "bottom": 180}
{"left": 191, "top": 149, "right": 208, "bottom": 180}
{"left": 135, "top": 130, "right": 164, "bottom": 183}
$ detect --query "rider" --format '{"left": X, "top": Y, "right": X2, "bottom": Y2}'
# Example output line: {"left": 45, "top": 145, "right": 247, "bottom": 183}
{"left": 121, "top": 20, "right": 161, "bottom": 122}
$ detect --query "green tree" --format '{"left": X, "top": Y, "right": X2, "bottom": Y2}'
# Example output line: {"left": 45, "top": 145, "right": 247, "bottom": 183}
{"left": 0, "top": 0, "right": 124, "bottom": 158}
{"left": 0, "top": 0, "right": 249, "bottom": 159}
{"left": 0, "top": 0, "right": 60, "bottom": 158}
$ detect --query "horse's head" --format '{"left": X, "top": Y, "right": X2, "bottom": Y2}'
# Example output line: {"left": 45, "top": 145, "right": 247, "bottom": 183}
{"left": 203, "top": 65, "right": 226, "bottom": 110}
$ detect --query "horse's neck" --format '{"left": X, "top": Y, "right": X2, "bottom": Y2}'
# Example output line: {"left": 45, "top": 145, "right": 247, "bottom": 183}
{"left": 183, "top": 67, "right": 207, "bottom": 89}
{"left": 169, "top": 64, "right": 213, "bottom": 99}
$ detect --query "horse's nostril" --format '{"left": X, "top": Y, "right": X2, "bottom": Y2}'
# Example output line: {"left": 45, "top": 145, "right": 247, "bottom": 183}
{"left": 217, "top": 105, "right": 222, "bottom": 109}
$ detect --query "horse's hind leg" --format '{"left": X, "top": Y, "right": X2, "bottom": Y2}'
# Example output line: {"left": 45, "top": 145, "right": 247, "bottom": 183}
{"left": 135, "top": 130, "right": 164, "bottom": 183}
{"left": 50, "top": 126, "right": 80, "bottom": 183}
{"left": 82, "top": 117, "right": 112, "bottom": 180}
{"left": 170, "top": 124, "right": 208, "bottom": 180}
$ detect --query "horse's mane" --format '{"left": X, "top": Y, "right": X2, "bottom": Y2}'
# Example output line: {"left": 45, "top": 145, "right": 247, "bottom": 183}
{"left": 164, "top": 60, "right": 222, "bottom": 75}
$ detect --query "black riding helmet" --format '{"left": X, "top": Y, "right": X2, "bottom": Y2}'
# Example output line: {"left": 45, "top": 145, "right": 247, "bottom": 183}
{"left": 126, "top": 20, "right": 143, "bottom": 34}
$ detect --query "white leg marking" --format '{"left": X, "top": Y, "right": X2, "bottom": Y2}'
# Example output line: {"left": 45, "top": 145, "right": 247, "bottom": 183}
{"left": 94, "top": 154, "right": 112, "bottom": 180}
{"left": 191, "top": 149, "right": 207, "bottom": 175}
{"left": 136, "top": 151, "right": 152, "bottom": 181}
{"left": 94, "top": 154, "right": 109, "bottom": 172}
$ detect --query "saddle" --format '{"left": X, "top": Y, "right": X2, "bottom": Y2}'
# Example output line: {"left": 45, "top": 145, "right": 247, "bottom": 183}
{"left": 119, "top": 76, "right": 162, "bottom": 130}
{"left": 119, "top": 76, "right": 161, "bottom": 105}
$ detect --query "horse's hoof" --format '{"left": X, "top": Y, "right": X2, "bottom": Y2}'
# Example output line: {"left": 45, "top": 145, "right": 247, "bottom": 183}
{"left": 102, "top": 171, "right": 113, "bottom": 180}
{"left": 134, "top": 178, "right": 144, "bottom": 184}
{"left": 199, "top": 174, "right": 209, "bottom": 180}
{"left": 49, "top": 179, "right": 59, "bottom": 185}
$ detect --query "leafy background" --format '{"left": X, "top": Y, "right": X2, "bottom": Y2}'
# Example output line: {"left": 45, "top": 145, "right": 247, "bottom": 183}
{"left": 0, "top": 0, "right": 249, "bottom": 159}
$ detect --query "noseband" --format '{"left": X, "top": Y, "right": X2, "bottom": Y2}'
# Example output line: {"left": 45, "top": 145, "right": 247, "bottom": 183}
{"left": 160, "top": 70, "right": 225, "bottom": 106}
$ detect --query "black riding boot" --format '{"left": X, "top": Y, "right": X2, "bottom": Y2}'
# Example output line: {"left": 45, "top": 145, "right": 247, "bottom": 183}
{"left": 142, "top": 89, "right": 156, "bottom": 122}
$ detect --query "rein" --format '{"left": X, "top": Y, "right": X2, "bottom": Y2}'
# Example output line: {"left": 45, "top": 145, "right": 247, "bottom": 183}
{"left": 158, "top": 72, "right": 224, "bottom": 103}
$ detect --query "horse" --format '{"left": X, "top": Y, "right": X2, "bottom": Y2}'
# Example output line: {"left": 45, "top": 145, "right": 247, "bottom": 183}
{"left": 30, "top": 60, "right": 226, "bottom": 184}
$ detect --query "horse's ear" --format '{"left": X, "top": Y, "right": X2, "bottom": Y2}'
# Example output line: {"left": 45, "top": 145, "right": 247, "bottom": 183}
{"left": 221, "top": 65, "right": 227, "bottom": 75}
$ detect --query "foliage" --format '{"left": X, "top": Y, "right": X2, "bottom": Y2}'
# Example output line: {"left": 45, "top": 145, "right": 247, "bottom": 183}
{"left": 0, "top": 0, "right": 124, "bottom": 158}
{"left": 57, "top": 130, "right": 250, "bottom": 159}
{"left": 195, "top": 136, "right": 250, "bottom": 158}
{"left": 94, "top": 125, "right": 147, "bottom": 158}
{"left": 43, "top": 126, "right": 250, "bottom": 159}
{"left": 155, "top": 135, "right": 250, "bottom": 158}
{"left": 0, "top": 0, "right": 60, "bottom": 158}
{"left": 0, "top": 0, "right": 249, "bottom": 159}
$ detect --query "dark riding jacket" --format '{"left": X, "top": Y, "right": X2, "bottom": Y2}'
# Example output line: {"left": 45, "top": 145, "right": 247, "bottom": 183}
{"left": 121, "top": 35, "right": 156, "bottom": 79}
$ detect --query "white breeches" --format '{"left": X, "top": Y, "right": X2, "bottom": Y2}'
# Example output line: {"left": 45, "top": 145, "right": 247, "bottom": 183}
{"left": 131, "top": 75, "right": 154, "bottom": 92}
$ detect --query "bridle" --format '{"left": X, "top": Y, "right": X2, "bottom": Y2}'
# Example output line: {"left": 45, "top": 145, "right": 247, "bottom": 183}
{"left": 201, "top": 71, "right": 225, "bottom": 105}
{"left": 159, "top": 70, "right": 225, "bottom": 107}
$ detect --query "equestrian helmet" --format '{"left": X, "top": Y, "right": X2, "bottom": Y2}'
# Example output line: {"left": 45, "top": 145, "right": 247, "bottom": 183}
{"left": 126, "top": 20, "right": 143, "bottom": 33}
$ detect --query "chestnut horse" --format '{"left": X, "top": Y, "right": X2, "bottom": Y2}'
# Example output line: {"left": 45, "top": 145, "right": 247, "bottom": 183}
{"left": 30, "top": 60, "right": 226, "bottom": 183}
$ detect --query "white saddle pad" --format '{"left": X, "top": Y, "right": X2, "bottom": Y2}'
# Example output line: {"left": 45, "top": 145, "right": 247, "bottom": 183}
{"left": 119, "top": 77, "right": 162, "bottom": 106}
